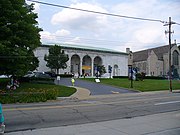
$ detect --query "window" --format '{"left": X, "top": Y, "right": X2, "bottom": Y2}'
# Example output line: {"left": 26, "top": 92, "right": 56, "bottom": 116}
{"left": 173, "top": 50, "right": 179, "bottom": 65}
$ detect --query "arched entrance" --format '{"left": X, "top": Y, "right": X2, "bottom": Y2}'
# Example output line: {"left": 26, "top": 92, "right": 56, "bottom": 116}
{"left": 82, "top": 55, "right": 91, "bottom": 76}
{"left": 172, "top": 50, "right": 179, "bottom": 78}
{"left": 94, "top": 56, "right": 102, "bottom": 76}
{"left": 114, "top": 64, "right": 119, "bottom": 76}
{"left": 71, "top": 54, "right": 80, "bottom": 76}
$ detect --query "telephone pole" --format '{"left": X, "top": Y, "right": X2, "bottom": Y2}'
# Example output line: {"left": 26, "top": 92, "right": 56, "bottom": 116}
{"left": 164, "top": 17, "right": 175, "bottom": 92}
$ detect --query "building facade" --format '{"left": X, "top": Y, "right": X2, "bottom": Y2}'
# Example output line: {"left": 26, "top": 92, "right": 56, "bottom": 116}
{"left": 34, "top": 44, "right": 129, "bottom": 77}
{"left": 130, "top": 43, "right": 180, "bottom": 78}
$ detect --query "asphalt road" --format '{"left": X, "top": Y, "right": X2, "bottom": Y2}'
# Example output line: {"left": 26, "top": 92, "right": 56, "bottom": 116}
{"left": 55, "top": 78, "right": 137, "bottom": 95}
{"left": 3, "top": 91, "right": 180, "bottom": 133}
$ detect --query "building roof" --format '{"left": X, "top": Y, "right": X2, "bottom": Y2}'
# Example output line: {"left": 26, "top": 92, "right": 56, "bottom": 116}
{"left": 41, "top": 43, "right": 128, "bottom": 55}
{"left": 133, "top": 45, "right": 170, "bottom": 62}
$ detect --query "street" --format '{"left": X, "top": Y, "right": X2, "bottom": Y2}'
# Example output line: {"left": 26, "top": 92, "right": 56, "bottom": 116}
{"left": 55, "top": 78, "right": 137, "bottom": 95}
{"left": 2, "top": 91, "right": 180, "bottom": 133}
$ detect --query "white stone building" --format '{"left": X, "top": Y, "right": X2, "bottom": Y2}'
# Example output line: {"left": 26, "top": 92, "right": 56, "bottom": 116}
{"left": 34, "top": 44, "right": 129, "bottom": 77}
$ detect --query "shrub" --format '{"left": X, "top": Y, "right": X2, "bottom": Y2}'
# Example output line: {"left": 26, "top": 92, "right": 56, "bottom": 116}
{"left": 0, "top": 89, "right": 58, "bottom": 104}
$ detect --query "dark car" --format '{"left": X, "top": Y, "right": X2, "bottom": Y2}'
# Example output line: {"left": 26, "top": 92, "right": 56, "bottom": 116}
{"left": 34, "top": 72, "right": 52, "bottom": 79}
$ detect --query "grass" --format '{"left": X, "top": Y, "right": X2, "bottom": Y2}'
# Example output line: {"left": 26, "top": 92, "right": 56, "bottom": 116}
{"left": 16, "top": 83, "right": 76, "bottom": 97}
{"left": 0, "top": 79, "right": 76, "bottom": 97}
{"left": 81, "top": 78, "right": 180, "bottom": 92}
{"left": 0, "top": 79, "right": 76, "bottom": 103}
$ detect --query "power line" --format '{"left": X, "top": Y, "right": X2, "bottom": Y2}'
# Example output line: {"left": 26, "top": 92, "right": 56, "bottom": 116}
{"left": 27, "top": 0, "right": 164, "bottom": 23}
{"left": 175, "top": 22, "right": 180, "bottom": 26}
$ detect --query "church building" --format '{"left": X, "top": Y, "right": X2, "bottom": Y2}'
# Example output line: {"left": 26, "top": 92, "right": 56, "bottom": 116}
{"left": 128, "top": 42, "right": 180, "bottom": 78}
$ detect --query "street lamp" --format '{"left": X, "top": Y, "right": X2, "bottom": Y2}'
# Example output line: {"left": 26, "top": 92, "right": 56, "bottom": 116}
{"left": 127, "top": 49, "right": 133, "bottom": 88}
{"left": 128, "top": 65, "right": 133, "bottom": 88}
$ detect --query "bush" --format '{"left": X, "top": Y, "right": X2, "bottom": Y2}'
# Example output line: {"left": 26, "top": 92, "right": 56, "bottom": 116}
{"left": 0, "top": 89, "right": 58, "bottom": 104}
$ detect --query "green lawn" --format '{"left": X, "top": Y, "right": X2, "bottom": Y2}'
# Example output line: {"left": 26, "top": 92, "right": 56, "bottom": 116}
{"left": 0, "top": 79, "right": 76, "bottom": 103}
{"left": 17, "top": 83, "right": 76, "bottom": 97}
{"left": 81, "top": 78, "right": 180, "bottom": 92}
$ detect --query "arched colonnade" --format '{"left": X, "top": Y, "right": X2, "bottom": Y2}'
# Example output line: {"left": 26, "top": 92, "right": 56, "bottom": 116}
{"left": 70, "top": 54, "right": 103, "bottom": 77}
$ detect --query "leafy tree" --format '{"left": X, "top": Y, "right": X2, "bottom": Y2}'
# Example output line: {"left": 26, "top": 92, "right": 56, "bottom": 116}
{"left": 44, "top": 45, "right": 69, "bottom": 74}
{"left": 0, "top": 0, "right": 42, "bottom": 77}
{"left": 95, "top": 65, "right": 106, "bottom": 77}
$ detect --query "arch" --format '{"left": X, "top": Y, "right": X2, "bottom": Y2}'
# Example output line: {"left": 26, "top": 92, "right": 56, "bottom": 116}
{"left": 114, "top": 64, "right": 119, "bottom": 76}
{"left": 71, "top": 54, "right": 80, "bottom": 75}
{"left": 172, "top": 50, "right": 179, "bottom": 78}
{"left": 82, "top": 55, "right": 92, "bottom": 76}
{"left": 93, "top": 56, "right": 103, "bottom": 76}
{"left": 173, "top": 50, "right": 179, "bottom": 66}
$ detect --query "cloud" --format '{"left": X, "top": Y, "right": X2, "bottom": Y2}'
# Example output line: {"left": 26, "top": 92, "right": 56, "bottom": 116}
{"left": 40, "top": 31, "right": 56, "bottom": 43}
{"left": 55, "top": 29, "right": 71, "bottom": 36}
{"left": 40, "top": 29, "right": 71, "bottom": 43}
{"left": 51, "top": 3, "right": 108, "bottom": 32}
{"left": 110, "top": 0, "right": 180, "bottom": 51}
{"left": 40, "top": 0, "right": 180, "bottom": 52}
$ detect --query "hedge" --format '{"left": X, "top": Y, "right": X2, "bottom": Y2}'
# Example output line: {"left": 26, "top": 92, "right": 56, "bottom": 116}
{"left": 0, "top": 89, "right": 58, "bottom": 104}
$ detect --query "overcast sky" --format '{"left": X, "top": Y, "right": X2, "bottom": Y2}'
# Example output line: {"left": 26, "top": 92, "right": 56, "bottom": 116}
{"left": 27, "top": 0, "right": 180, "bottom": 52}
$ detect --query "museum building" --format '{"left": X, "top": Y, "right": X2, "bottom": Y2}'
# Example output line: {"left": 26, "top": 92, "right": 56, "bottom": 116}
{"left": 34, "top": 44, "right": 129, "bottom": 77}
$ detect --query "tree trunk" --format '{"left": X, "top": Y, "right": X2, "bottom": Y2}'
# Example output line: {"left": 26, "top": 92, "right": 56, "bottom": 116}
{"left": 56, "top": 68, "right": 59, "bottom": 75}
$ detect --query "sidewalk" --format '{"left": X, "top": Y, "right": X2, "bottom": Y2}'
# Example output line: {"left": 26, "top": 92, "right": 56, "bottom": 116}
{"left": 70, "top": 87, "right": 91, "bottom": 100}
{"left": 6, "top": 110, "right": 180, "bottom": 135}
{"left": 57, "top": 86, "right": 91, "bottom": 100}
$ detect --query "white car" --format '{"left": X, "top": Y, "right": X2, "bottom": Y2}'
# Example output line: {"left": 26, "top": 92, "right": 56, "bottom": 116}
{"left": 0, "top": 75, "right": 8, "bottom": 78}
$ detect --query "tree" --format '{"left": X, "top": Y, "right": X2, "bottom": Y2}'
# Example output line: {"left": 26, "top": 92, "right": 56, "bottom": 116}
{"left": 96, "top": 65, "right": 106, "bottom": 77}
{"left": 0, "top": 0, "right": 42, "bottom": 77}
{"left": 44, "top": 45, "right": 69, "bottom": 74}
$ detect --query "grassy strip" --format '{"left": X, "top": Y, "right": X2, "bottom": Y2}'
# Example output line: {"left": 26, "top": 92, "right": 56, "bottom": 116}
{"left": 81, "top": 78, "right": 180, "bottom": 92}
{"left": 0, "top": 81, "right": 76, "bottom": 104}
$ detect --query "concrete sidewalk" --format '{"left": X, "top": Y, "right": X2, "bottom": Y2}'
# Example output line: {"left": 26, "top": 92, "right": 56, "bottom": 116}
{"left": 6, "top": 110, "right": 180, "bottom": 135}
{"left": 70, "top": 87, "right": 91, "bottom": 100}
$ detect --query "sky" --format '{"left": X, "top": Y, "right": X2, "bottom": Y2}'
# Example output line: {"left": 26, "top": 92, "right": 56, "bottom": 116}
{"left": 27, "top": 0, "right": 180, "bottom": 52}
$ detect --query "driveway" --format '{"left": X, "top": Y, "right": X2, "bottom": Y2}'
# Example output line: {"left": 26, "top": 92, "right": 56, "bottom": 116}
{"left": 55, "top": 78, "right": 137, "bottom": 95}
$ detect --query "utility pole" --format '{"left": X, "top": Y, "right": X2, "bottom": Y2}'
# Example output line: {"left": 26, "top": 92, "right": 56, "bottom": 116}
{"left": 164, "top": 17, "right": 175, "bottom": 92}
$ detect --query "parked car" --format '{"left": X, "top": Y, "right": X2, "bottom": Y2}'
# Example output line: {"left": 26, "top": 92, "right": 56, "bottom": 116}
{"left": 45, "top": 71, "right": 56, "bottom": 77}
{"left": 0, "top": 75, "right": 8, "bottom": 78}
{"left": 34, "top": 72, "right": 52, "bottom": 79}
{"left": 0, "top": 104, "right": 5, "bottom": 134}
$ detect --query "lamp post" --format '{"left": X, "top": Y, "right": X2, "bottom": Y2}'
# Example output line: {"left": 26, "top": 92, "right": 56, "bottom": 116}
{"left": 129, "top": 65, "right": 133, "bottom": 88}
{"left": 127, "top": 49, "right": 133, "bottom": 88}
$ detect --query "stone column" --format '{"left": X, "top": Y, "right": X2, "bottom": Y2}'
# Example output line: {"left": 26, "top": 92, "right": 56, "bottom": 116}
{"left": 68, "top": 54, "right": 72, "bottom": 74}
{"left": 91, "top": 57, "right": 94, "bottom": 77}
{"left": 80, "top": 57, "right": 83, "bottom": 76}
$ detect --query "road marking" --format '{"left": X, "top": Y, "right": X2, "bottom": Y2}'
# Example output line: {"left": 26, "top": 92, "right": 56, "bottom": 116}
{"left": 3, "top": 95, "right": 180, "bottom": 112}
{"left": 155, "top": 100, "right": 180, "bottom": 106}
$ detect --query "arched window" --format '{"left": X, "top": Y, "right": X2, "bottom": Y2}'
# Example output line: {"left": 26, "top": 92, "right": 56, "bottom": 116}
{"left": 71, "top": 54, "right": 80, "bottom": 74}
{"left": 173, "top": 50, "right": 179, "bottom": 66}
{"left": 82, "top": 55, "right": 92, "bottom": 76}
{"left": 94, "top": 56, "right": 102, "bottom": 76}
{"left": 114, "top": 64, "right": 118, "bottom": 76}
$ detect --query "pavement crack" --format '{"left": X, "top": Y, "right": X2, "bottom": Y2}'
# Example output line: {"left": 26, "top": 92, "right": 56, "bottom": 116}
{"left": 72, "top": 108, "right": 92, "bottom": 122}
{"left": 37, "top": 114, "right": 45, "bottom": 123}
{"left": 17, "top": 109, "right": 29, "bottom": 116}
